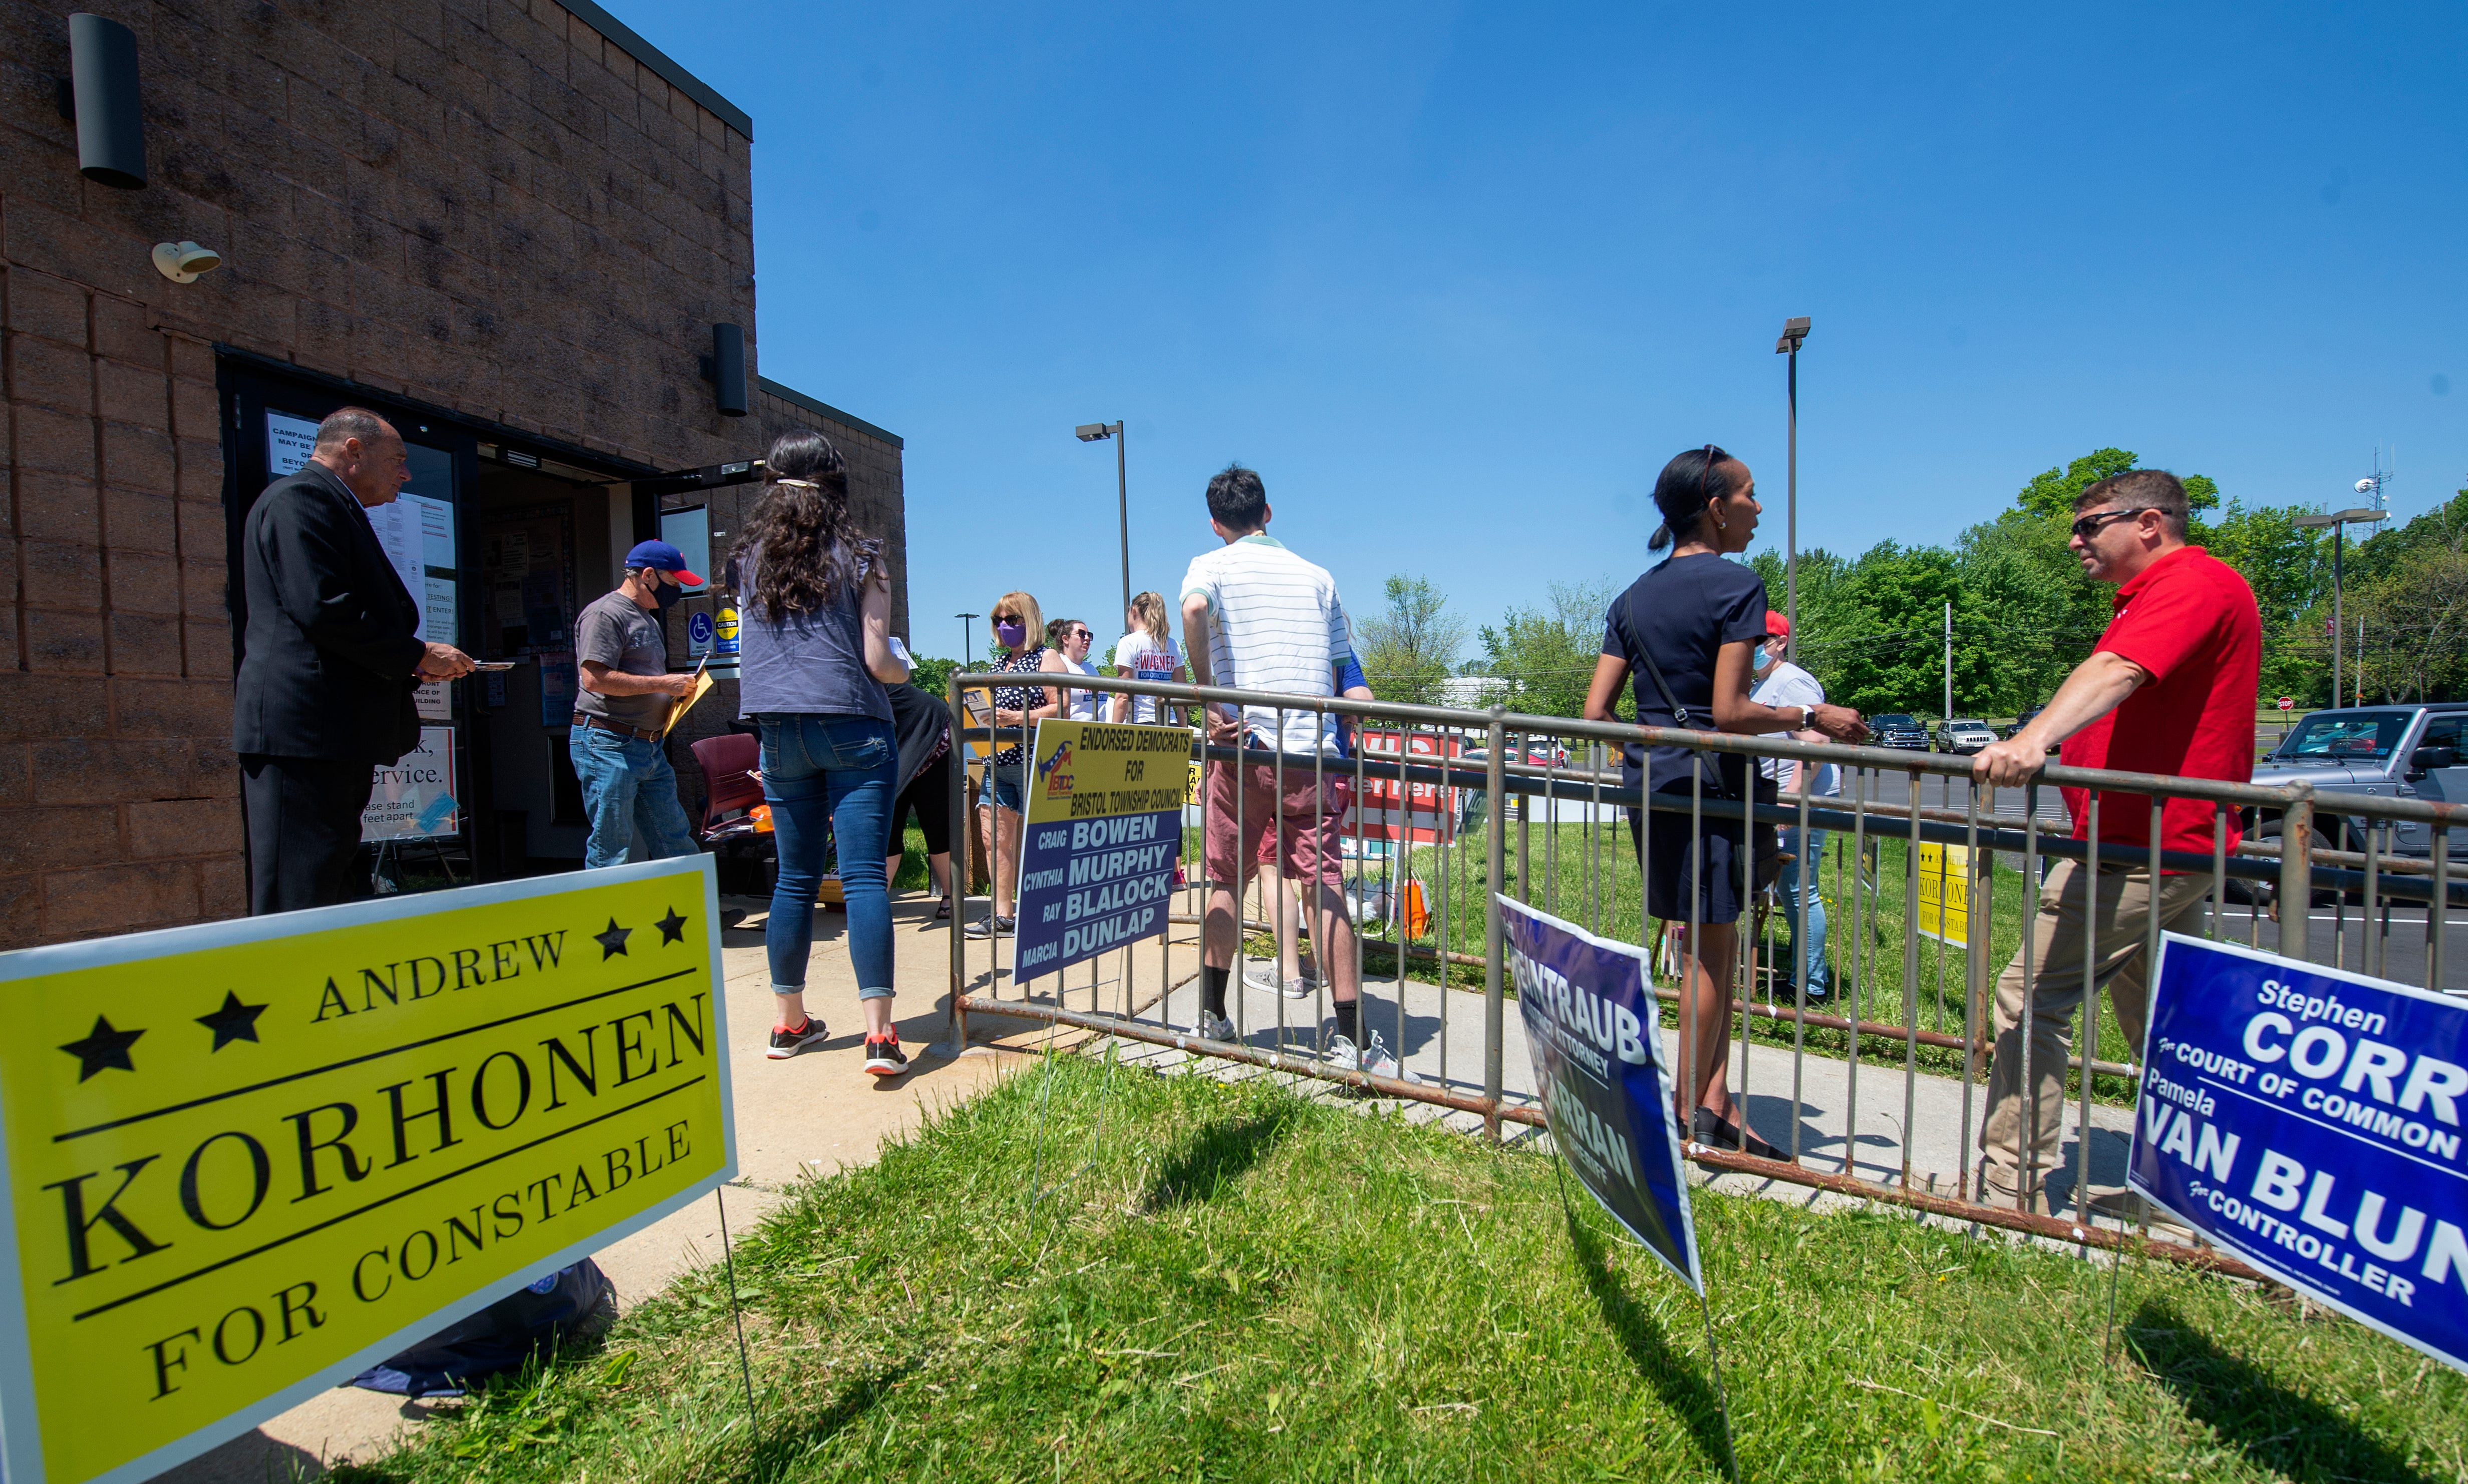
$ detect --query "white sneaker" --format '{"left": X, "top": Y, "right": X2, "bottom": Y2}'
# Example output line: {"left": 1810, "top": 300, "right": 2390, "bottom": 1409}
{"left": 1328, "top": 1031, "right": 1419, "bottom": 1085}
{"left": 1196, "top": 1009, "right": 1237, "bottom": 1042}
{"left": 1246, "top": 962, "right": 1319, "bottom": 998}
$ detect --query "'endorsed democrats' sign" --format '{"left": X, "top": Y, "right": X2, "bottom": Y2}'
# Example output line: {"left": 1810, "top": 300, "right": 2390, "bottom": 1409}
{"left": 1501, "top": 896, "right": 1701, "bottom": 1292}
{"left": 0, "top": 856, "right": 735, "bottom": 1484}
{"left": 2130, "top": 935, "right": 2468, "bottom": 1372}
{"left": 1013, "top": 720, "right": 1191, "bottom": 980}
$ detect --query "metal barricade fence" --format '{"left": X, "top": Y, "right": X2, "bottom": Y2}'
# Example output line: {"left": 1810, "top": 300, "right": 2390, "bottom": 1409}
{"left": 942, "top": 669, "right": 2462, "bottom": 1276}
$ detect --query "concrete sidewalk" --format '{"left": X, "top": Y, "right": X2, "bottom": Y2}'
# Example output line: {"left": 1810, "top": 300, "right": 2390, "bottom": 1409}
{"left": 1129, "top": 960, "right": 2138, "bottom": 1216}
{"left": 149, "top": 888, "right": 1193, "bottom": 1483}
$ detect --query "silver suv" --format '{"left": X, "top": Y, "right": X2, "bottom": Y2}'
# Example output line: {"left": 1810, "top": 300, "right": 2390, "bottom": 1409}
{"left": 2252, "top": 705, "right": 2466, "bottom": 859}
{"left": 1939, "top": 718, "right": 1997, "bottom": 755}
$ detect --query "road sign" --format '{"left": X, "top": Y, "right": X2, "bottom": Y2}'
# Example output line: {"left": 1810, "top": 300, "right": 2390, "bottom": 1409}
{"left": 0, "top": 857, "right": 734, "bottom": 1483}
{"left": 2277, "top": 697, "right": 2296, "bottom": 711}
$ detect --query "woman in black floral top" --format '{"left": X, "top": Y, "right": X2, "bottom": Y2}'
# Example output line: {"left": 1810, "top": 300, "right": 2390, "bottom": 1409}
{"left": 966, "top": 590, "right": 1066, "bottom": 938}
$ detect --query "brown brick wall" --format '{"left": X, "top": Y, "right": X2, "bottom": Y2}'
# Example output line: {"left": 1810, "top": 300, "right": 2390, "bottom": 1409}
{"left": 0, "top": 0, "right": 904, "bottom": 944}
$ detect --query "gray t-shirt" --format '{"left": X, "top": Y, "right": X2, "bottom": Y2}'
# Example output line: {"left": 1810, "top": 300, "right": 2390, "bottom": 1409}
{"left": 574, "top": 589, "right": 672, "bottom": 728}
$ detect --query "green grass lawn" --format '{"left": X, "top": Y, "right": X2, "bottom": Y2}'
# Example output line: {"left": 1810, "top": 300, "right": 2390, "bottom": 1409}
{"left": 333, "top": 1055, "right": 2464, "bottom": 1483}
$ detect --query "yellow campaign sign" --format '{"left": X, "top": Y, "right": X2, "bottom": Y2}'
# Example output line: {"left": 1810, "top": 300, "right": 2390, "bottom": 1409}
{"left": 0, "top": 856, "right": 734, "bottom": 1484}
{"left": 1916, "top": 842, "right": 1972, "bottom": 947}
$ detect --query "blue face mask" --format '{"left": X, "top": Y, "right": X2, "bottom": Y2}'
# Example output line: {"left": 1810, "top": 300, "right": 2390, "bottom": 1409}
{"left": 1752, "top": 645, "right": 1777, "bottom": 674}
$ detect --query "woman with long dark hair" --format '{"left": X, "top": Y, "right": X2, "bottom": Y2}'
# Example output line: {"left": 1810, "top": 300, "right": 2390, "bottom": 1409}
{"left": 735, "top": 429, "right": 914, "bottom": 1077}
{"left": 1584, "top": 445, "right": 1868, "bottom": 1156}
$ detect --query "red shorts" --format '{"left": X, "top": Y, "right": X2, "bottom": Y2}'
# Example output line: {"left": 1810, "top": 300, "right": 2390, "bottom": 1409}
{"left": 1205, "top": 757, "right": 1352, "bottom": 891}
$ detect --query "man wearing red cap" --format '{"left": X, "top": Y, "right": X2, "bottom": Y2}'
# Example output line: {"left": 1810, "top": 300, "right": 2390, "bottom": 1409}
{"left": 1749, "top": 611, "right": 1837, "bottom": 1001}
{"left": 572, "top": 539, "right": 705, "bottom": 868}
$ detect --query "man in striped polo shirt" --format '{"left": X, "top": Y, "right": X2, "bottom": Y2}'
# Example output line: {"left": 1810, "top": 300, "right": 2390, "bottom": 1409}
{"left": 1180, "top": 463, "right": 1414, "bottom": 1083}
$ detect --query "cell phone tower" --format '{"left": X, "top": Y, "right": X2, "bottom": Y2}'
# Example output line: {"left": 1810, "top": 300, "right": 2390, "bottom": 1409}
{"left": 2353, "top": 446, "right": 2394, "bottom": 512}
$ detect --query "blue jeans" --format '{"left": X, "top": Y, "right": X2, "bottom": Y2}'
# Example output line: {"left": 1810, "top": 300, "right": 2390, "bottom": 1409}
{"left": 757, "top": 714, "right": 895, "bottom": 999}
{"left": 570, "top": 725, "right": 700, "bottom": 870}
{"left": 1775, "top": 827, "right": 1829, "bottom": 995}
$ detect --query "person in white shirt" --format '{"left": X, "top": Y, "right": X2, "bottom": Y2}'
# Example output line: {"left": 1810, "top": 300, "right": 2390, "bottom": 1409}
{"left": 1048, "top": 618, "right": 1103, "bottom": 721}
{"left": 1749, "top": 611, "right": 1836, "bottom": 1001}
{"left": 1180, "top": 463, "right": 1412, "bottom": 1083}
{"left": 1108, "top": 591, "right": 1186, "bottom": 725}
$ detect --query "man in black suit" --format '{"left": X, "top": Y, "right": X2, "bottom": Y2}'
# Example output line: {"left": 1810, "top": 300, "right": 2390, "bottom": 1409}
{"left": 235, "top": 407, "right": 474, "bottom": 914}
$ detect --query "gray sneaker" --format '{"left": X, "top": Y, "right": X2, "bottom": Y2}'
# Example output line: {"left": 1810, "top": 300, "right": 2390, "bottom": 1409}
{"left": 1329, "top": 1031, "right": 1418, "bottom": 1085}
{"left": 1246, "top": 962, "right": 1319, "bottom": 999}
{"left": 1196, "top": 1009, "right": 1237, "bottom": 1042}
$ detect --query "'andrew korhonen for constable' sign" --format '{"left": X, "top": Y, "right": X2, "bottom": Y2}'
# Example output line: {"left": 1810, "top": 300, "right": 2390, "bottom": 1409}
{"left": 0, "top": 855, "right": 735, "bottom": 1484}
{"left": 1500, "top": 895, "right": 1700, "bottom": 1292}
{"left": 2130, "top": 934, "right": 2467, "bottom": 1372}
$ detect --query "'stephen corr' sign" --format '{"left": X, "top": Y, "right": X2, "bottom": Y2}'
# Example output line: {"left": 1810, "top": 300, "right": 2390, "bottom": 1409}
{"left": 0, "top": 856, "right": 736, "bottom": 1484}
{"left": 2131, "top": 934, "right": 2467, "bottom": 1372}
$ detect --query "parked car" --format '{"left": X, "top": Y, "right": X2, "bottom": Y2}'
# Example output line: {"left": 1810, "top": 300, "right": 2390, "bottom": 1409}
{"left": 1938, "top": 718, "right": 1998, "bottom": 755}
{"left": 1871, "top": 714, "right": 1933, "bottom": 751}
{"left": 2002, "top": 703, "right": 2045, "bottom": 740}
{"left": 2251, "top": 704, "right": 2467, "bottom": 859}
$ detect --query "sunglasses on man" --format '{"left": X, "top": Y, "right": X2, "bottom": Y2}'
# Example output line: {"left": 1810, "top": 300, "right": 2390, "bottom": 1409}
{"left": 2069, "top": 507, "right": 2150, "bottom": 540}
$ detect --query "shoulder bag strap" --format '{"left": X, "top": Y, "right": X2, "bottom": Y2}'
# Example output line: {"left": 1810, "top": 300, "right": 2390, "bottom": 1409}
{"left": 1624, "top": 587, "right": 1734, "bottom": 800}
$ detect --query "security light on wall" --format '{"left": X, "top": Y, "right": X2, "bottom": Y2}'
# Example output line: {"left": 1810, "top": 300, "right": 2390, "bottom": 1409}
{"left": 151, "top": 240, "right": 220, "bottom": 283}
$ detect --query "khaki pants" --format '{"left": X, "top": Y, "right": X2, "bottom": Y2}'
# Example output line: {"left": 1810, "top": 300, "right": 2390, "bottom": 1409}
{"left": 1977, "top": 858, "right": 2211, "bottom": 1206}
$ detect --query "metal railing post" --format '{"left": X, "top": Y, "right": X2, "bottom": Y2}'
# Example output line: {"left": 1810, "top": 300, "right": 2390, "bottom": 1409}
{"left": 1484, "top": 710, "right": 1507, "bottom": 1141}
{"left": 2278, "top": 784, "right": 2313, "bottom": 962}
{"left": 945, "top": 668, "right": 970, "bottom": 1054}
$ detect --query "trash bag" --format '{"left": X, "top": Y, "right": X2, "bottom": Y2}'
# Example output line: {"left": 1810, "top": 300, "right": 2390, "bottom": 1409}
{"left": 349, "top": 1260, "right": 616, "bottom": 1398}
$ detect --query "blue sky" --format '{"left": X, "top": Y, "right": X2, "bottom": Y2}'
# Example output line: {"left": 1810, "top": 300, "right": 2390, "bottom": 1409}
{"left": 623, "top": 3, "right": 2467, "bottom": 660}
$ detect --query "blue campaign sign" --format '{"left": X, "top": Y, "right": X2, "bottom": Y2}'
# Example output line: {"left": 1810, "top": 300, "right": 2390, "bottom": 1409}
{"left": 1011, "top": 721, "right": 1191, "bottom": 981}
{"left": 1500, "top": 895, "right": 1701, "bottom": 1292}
{"left": 2132, "top": 934, "right": 2468, "bottom": 1372}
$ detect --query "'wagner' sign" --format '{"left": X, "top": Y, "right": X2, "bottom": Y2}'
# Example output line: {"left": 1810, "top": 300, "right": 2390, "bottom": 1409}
{"left": 0, "top": 856, "right": 734, "bottom": 1483}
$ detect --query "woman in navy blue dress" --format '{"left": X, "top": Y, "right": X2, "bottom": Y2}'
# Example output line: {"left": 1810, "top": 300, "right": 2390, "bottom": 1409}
{"left": 1586, "top": 445, "right": 1868, "bottom": 1158}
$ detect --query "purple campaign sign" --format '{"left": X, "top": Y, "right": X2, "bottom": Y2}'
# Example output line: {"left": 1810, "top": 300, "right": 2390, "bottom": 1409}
{"left": 1501, "top": 895, "right": 1701, "bottom": 1292}
{"left": 2131, "top": 934, "right": 2468, "bottom": 1372}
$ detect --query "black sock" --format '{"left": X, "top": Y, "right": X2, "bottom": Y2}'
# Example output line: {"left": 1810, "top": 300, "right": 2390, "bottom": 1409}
{"left": 1203, "top": 966, "right": 1229, "bottom": 1018}
{"left": 1334, "top": 998, "right": 1359, "bottom": 1042}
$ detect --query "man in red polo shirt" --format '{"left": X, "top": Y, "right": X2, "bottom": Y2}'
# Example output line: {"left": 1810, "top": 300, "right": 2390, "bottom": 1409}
{"left": 1969, "top": 469, "right": 2262, "bottom": 1217}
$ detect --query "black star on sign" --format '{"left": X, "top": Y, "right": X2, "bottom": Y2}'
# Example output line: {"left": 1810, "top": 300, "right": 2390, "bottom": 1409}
{"left": 595, "top": 917, "right": 633, "bottom": 959}
{"left": 60, "top": 1016, "right": 144, "bottom": 1082}
{"left": 196, "top": 991, "right": 267, "bottom": 1051}
{"left": 655, "top": 907, "right": 689, "bottom": 946}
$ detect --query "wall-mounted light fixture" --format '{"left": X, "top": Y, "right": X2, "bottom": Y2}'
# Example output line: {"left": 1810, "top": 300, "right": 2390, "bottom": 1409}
{"left": 700, "top": 323, "right": 748, "bottom": 417}
{"left": 151, "top": 240, "right": 219, "bottom": 282}
{"left": 67, "top": 13, "right": 145, "bottom": 189}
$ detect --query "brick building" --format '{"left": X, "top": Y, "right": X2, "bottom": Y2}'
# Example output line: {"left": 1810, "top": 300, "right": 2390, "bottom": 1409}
{"left": 0, "top": 0, "right": 905, "bottom": 945}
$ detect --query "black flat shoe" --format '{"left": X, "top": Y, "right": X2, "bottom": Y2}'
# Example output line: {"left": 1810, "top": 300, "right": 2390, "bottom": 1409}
{"left": 1692, "top": 1106, "right": 1789, "bottom": 1162}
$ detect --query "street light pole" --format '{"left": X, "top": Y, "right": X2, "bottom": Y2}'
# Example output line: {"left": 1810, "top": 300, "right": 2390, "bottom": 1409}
{"left": 1775, "top": 317, "right": 1810, "bottom": 662}
{"left": 1076, "top": 421, "right": 1131, "bottom": 624}
{"left": 2294, "top": 506, "right": 2385, "bottom": 708}
{"left": 957, "top": 612, "right": 980, "bottom": 670}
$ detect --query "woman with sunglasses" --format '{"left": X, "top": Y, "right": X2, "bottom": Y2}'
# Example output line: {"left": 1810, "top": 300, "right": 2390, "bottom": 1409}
{"left": 965, "top": 593, "right": 1065, "bottom": 938}
{"left": 1047, "top": 617, "right": 1104, "bottom": 721}
{"left": 734, "top": 430, "right": 913, "bottom": 1075}
{"left": 1584, "top": 445, "right": 1868, "bottom": 1157}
